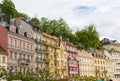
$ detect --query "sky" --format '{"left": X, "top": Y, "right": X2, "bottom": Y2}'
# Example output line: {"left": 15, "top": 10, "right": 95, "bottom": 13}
{"left": 1, "top": 0, "right": 120, "bottom": 41}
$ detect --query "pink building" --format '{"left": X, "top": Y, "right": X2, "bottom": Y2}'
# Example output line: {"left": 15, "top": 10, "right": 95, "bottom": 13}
{"left": 6, "top": 18, "right": 35, "bottom": 75}
{"left": 66, "top": 42, "right": 79, "bottom": 76}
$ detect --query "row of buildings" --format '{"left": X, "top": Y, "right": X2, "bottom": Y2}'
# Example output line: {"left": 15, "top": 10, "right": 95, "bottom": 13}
{"left": 0, "top": 17, "right": 120, "bottom": 79}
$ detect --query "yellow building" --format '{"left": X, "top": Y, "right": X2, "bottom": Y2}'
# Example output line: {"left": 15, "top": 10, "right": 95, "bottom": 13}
{"left": 78, "top": 50, "right": 94, "bottom": 76}
{"left": 43, "top": 33, "right": 59, "bottom": 78}
{"left": 56, "top": 39, "right": 67, "bottom": 78}
{"left": 0, "top": 46, "right": 7, "bottom": 69}
{"left": 92, "top": 50, "right": 107, "bottom": 79}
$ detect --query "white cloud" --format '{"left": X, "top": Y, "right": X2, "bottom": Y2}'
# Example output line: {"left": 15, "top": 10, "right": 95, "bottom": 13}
{"left": 1, "top": 0, "right": 120, "bottom": 40}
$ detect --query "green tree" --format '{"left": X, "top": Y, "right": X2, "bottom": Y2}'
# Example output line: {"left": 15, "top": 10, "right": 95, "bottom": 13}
{"left": 30, "top": 17, "right": 40, "bottom": 27}
{"left": 40, "top": 17, "right": 72, "bottom": 40}
{"left": 0, "top": 0, "right": 18, "bottom": 22}
{"left": 76, "top": 25, "right": 101, "bottom": 49}
{"left": 17, "top": 12, "right": 29, "bottom": 20}
{"left": 40, "top": 17, "right": 53, "bottom": 34}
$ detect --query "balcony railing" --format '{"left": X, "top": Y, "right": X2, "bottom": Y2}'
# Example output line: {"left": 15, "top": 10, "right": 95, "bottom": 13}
{"left": 35, "top": 47, "right": 45, "bottom": 53}
{"left": 8, "top": 44, "right": 34, "bottom": 53}
{"left": 18, "top": 59, "right": 30, "bottom": 65}
{"left": 35, "top": 38, "right": 45, "bottom": 44}
{"left": 114, "top": 72, "right": 120, "bottom": 74}
{"left": 44, "top": 58, "right": 50, "bottom": 63}
{"left": 45, "top": 67, "right": 50, "bottom": 71}
{"left": 54, "top": 51, "right": 59, "bottom": 56}
{"left": 36, "top": 58, "right": 44, "bottom": 62}
{"left": 45, "top": 49, "right": 50, "bottom": 54}
{"left": 44, "top": 41, "right": 59, "bottom": 48}
{"left": 61, "top": 66, "right": 66, "bottom": 70}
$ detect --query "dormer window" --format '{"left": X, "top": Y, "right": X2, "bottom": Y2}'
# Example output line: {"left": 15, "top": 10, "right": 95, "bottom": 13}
{"left": 9, "top": 25, "right": 16, "bottom": 33}
{"left": 18, "top": 29, "right": 24, "bottom": 35}
{"left": 24, "top": 32, "right": 32, "bottom": 38}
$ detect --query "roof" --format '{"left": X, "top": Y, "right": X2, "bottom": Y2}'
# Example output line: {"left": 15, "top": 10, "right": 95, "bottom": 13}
{"left": 0, "top": 45, "right": 7, "bottom": 55}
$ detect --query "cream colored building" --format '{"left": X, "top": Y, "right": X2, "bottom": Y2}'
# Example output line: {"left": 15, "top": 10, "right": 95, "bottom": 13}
{"left": 78, "top": 50, "right": 94, "bottom": 76}
{"left": 33, "top": 28, "right": 46, "bottom": 72}
{"left": 0, "top": 46, "right": 7, "bottom": 69}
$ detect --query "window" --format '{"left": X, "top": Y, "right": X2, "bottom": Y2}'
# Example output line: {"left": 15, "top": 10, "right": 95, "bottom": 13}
{"left": 50, "top": 64, "right": 53, "bottom": 68}
{"left": 2, "top": 56, "right": 5, "bottom": 63}
{"left": 10, "top": 38, "right": 12, "bottom": 45}
{"left": 31, "top": 45, "right": 32, "bottom": 50}
{"left": 15, "top": 52, "right": 17, "bottom": 60}
{"left": 28, "top": 55, "right": 29, "bottom": 60}
{"left": 49, "top": 47, "right": 53, "bottom": 52}
{"left": 24, "top": 54, "right": 25, "bottom": 59}
{"left": 15, "top": 40, "right": 17, "bottom": 47}
{"left": 20, "top": 54, "right": 21, "bottom": 59}
{"left": 50, "top": 55, "right": 53, "bottom": 60}
{"left": 10, "top": 52, "right": 12, "bottom": 59}
{"left": 27, "top": 44, "right": 29, "bottom": 50}
{"left": 23, "top": 42, "right": 25, "bottom": 49}
{"left": 20, "top": 41, "right": 21, "bottom": 48}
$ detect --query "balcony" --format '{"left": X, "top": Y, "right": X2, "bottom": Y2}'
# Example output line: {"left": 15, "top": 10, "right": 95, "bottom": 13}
{"left": 36, "top": 58, "right": 44, "bottom": 63}
{"left": 18, "top": 59, "right": 30, "bottom": 65}
{"left": 115, "top": 66, "right": 120, "bottom": 69}
{"left": 35, "top": 47, "right": 44, "bottom": 53}
{"left": 69, "top": 64, "right": 78, "bottom": 67}
{"left": 54, "top": 51, "right": 59, "bottom": 56}
{"left": 8, "top": 44, "right": 34, "bottom": 53}
{"left": 44, "top": 41, "right": 59, "bottom": 49}
{"left": 114, "top": 72, "right": 120, "bottom": 75}
{"left": 45, "top": 67, "right": 50, "bottom": 71}
{"left": 45, "top": 49, "right": 50, "bottom": 54}
{"left": 69, "top": 71, "right": 78, "bottom": 74}
{"left": 61, "top": 66, "right": 66, "bottom": 70}
{"left": 35, "top": 38, "right": 45, "bottom": 44}
{"left": 44, "top": 58, "right": 50, "bottom": 63}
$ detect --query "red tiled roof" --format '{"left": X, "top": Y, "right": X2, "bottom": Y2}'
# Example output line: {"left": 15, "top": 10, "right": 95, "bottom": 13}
{"left": 0, "top": 45, "right": 7, "bottom": 52}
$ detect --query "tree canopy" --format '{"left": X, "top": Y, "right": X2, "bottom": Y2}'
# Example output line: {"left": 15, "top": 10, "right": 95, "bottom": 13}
{"left": 75, "top": 25, "right": 101, "bottom": 49}
{"left": 0, "top": 0, "right": 17, "bottom": 22}
{"left": 0, "top": 0, "right": 29, "bottom": 22}
{"left": 39, "top": 17, "right": 72, "bottom": 40}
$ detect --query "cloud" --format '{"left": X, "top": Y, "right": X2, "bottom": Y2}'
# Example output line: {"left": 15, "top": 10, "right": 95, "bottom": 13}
{"left": 1, "top": 0, "right": 120, "bottom": 40}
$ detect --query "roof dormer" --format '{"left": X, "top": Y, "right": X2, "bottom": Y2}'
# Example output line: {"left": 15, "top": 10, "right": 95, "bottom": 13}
{"left": 25, "top": 32, "right": 32, "bottom": 38}
{"left": 18, "top": 28, "right": 24, "bottom": 36}
{"left": 9, "top": 25, "right": 16, "bottom": 33}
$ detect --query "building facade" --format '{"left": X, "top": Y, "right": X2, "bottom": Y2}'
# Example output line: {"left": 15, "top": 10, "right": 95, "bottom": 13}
{"left": 66, "top": 42, "right": 79, "bottom": 76}
{"left": 102, "top": 38, "right": 120, "bottom": 79}
{"left": 0, "top": 45, "right": 8, "bottom": 69}
{"left": 7, "top": 18, "right": 35, "bottom": 75}
{"left": 33, "top": 28, "right": 45, "bottom": 72}
{"left": 78, "top": 50, "right": 94, "bottom": 76}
